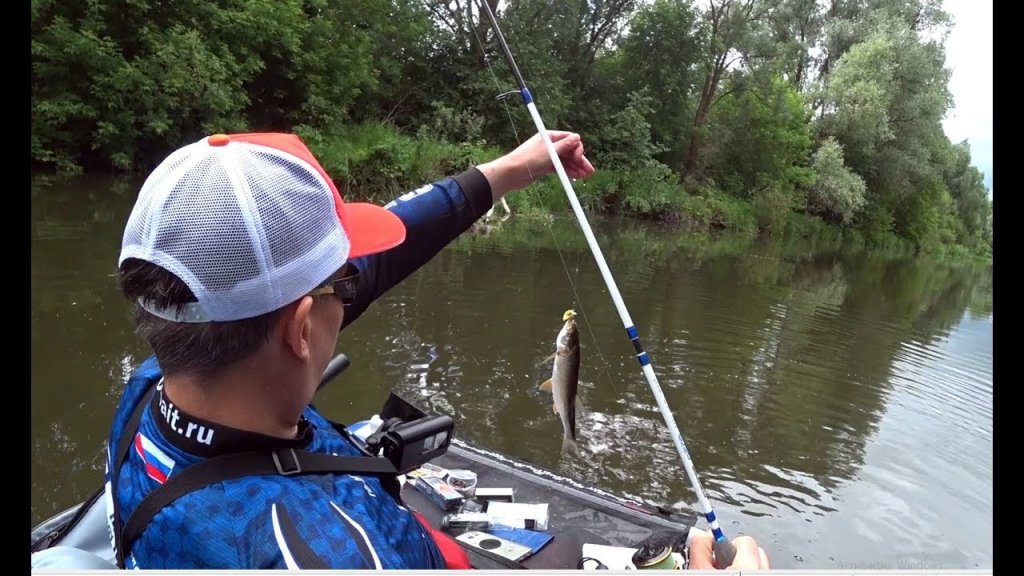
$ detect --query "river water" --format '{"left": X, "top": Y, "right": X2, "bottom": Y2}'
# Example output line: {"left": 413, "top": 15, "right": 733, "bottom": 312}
{"left": 31, "top": 174, "right": 993, "bottom": 569}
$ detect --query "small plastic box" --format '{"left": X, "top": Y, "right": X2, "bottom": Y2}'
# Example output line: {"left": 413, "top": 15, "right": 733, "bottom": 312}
{"left": 414, "top": 475, "right": 465, "bottom": 511}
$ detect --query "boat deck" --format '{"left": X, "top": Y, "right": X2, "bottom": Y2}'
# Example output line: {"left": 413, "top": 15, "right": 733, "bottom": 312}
{"left": 32, "top": 438, "right": 697, "bottom": 570}
{"left": 403, "top": 439, "right": 696, "bottom": 569}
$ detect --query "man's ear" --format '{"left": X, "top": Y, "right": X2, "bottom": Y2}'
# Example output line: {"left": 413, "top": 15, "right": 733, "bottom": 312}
{"left": 282, "top": 296, "right": 315, "bottom": 362}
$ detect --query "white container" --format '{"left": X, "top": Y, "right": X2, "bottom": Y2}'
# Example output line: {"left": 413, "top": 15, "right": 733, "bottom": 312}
{"left": 486, "top": 502, "right": 550, "bottom": 531}
{"left": 348, "top": 415, "right": 384, "bottom": 442}
{"left": 446, "top": 469, "right": 478, "bottom": 499}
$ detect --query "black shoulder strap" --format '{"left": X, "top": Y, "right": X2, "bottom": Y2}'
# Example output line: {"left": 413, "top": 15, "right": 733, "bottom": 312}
{"left": 122, "top": 448, "right": 402, "bottom": 545}
{"left": 116, "top": 432, "right": 404, "bottom": 562}
{"left": 111, "top": 384, "right": 160, "bottom": 568}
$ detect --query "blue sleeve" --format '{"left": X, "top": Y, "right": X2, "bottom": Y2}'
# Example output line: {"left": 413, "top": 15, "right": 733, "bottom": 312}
{"left": 341, "top": 168, "right": 493, "bottom": 329}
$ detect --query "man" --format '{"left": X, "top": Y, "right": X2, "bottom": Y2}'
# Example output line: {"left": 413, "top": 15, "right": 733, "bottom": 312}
{"left": 104, "top": 129, "right": 594, "bottom": 569}
{"left": 103, "top": 129, "right": 769, "bottom": 570}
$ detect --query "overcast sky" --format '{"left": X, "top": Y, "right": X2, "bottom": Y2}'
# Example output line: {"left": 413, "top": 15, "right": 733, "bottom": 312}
{"left": 941, "top": 0, "right": 993, "bottom": 196}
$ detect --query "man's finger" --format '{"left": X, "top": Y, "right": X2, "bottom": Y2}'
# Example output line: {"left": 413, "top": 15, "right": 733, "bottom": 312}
{"left": 553, "top": 134, "right": 581, "bottom": 157}
{"left": 578, "top": 155, "right": 594, "bottom": 176}
{"left": 565, "top": 159, "right": 589, "bottom": 179}
{"left": 568, "top": 159, "right": 594, "bottom": 179}
{"left": 546, "top": 130, "right": 576, "bottom": 143}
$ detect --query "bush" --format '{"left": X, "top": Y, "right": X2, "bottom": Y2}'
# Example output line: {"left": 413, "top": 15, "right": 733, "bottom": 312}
{"left": 752, "top": 183, "right": 795, "bottom": 237}
{"left": 294, "top": 121, "right": 498, "bottom": 202}
{"left": 679, "top": 185, "right": 757, "bottom": 236}
{"left": 415, "top": 101, "right": 485, "bottom": 144}
{"left": 806, "top": 137, "right": 867, "bottom": 224}
{"left": 858, "top": 203, "right": 896, "bottom": 245}
{"left": 594, "top": 90, "right": 665, "bottom": 171}
{"left": 620, "top": 161, "right": 683, "bottom": 220}
{"left": 573, "top": 170, "right": 621, "bottom": 212}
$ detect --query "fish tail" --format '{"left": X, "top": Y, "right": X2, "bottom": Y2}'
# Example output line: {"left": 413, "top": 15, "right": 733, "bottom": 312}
{"left": 561, "top": 435, "right": 580, "bottom": 457}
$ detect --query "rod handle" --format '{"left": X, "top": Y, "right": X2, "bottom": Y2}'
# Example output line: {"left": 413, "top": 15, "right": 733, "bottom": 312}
{"left": 713, "top": 538, "right": 737, "bottom": 569}
{"left": 317, "top": 353, "right": 351, "bottom": 391}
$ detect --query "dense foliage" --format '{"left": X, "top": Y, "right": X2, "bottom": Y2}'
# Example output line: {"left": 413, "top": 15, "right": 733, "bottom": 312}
{"left": 32, "top": 0, "right": 991, "bottom": 258}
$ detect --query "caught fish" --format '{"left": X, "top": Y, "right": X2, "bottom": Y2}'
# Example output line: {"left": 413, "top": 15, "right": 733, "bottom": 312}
{"left": 540, "top": 309, "right": 584, "bottom": 455}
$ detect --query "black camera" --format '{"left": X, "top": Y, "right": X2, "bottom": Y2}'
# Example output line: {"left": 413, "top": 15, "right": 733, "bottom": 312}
{"left": 362, "top": 393, "right": 454, "bottom": 474}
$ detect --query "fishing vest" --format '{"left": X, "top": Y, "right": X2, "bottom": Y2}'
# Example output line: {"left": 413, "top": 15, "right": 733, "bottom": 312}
{"left": 102, "top": 356, "right": 468, "bottom": 569}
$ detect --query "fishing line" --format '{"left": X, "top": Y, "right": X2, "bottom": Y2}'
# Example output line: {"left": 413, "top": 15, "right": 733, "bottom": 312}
{"left": 470, "top": 19, "right": 531, "bottom": 179}
{"left": 546, "top": 225, "right": 620, "bottom": 396}
{"left": 474, "top": 0, "right": 738, "bottom": 566}
{"left": 469, "top": 9, "right": 619, "bottom": 397}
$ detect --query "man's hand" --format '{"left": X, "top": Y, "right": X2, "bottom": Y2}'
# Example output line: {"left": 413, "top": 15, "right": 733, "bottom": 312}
{"left": 477, "top": 130, "right": 595, "bottom": 202}
{"left": 688, "top": 533, "right": 770, "bottom": 570}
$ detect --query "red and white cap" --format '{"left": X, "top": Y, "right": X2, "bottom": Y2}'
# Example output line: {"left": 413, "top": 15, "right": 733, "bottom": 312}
{"left": 119, "top": 133, "right": 406, "bottom": 322}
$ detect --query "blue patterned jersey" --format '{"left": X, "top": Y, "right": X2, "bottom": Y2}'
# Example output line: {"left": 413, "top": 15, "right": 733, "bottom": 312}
{"left": 103, "top": 170, "right": 494, "bottom": 569}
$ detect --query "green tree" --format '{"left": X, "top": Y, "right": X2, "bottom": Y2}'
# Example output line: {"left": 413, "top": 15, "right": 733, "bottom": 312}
{"left": 33, "top": 0, "right": 395, "bottom": 172}
{"left": 704, "top": 74, "right": 814, "bottom": 200}
{"left": 767, "top": 0, "right": 825, "bottom": 91}
{"left": 32, "top": 0, "right": 251, "bottom": 171}
{"left": 615, "top": 0, "right": 704, "bottom": 166}
{"left": 941, "top": 140, "right": 992, "bottom": 248}
{"left": 594, "top": 90, "right": 665, "bottom": 171}
{"left": 684, "top": 0, "right": 781, "bottom": 176}
{"left": 813, "top": 0, "right": 949, "bottom": 87}
{"left": 816, "top": 14, "right": 954, "bottom": 242}
{"left": 349, "top": 1, "right": 434, "bottom": 126}
{"left": 805, "top": 137, "right": 867, "bottom": 224}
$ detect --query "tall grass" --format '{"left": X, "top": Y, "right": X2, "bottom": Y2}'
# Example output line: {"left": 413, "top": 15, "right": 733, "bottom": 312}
{"left": 295, "top": 122, "right": 501, "bottom": 203}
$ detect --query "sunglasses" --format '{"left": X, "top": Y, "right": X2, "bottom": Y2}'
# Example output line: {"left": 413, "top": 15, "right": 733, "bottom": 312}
{"left": 308, "top": 269, "right": 360, "bottom": 306}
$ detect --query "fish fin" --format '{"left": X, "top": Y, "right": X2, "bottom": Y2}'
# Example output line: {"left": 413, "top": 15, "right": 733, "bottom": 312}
{"left": 561, "top": 436, "right": 581, "bottom": 457}
{"left": 536, "top": 353, "right": 557, "bottom": 367}
{"left": 539, "top": 378, "right": 553, "bottom": 392}
{"left": 552, "top": 402, "right": 559, "bottom": 415}
{"left": 575, "top": 395, "right": 586, "bottom": 418}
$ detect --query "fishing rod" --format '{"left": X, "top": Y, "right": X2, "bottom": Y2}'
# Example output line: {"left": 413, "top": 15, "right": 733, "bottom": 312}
{"left": 476, "top": 0, "right": 737, "bottom": 567}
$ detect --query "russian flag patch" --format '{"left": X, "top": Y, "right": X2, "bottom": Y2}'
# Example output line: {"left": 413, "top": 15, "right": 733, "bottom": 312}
{"left": 134, "top": 432, "right": 175, "bottom": 484}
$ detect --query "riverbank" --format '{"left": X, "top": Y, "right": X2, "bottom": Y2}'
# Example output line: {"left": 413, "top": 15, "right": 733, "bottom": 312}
{"left": 294, "top": 123, "right": 990, "bottom": 264}
{"left": 32, "top": 122, "right": 991, "bottom": 265}
{"left": 33, "top": 0, "right": 992, "bottom": 268}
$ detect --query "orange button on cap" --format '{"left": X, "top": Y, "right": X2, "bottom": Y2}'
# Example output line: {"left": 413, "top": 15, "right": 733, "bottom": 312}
{"left": 208, "top": 134, "right": 231, "bottom": 146}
